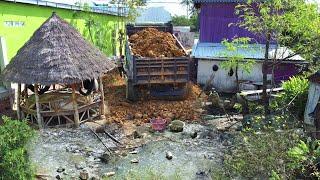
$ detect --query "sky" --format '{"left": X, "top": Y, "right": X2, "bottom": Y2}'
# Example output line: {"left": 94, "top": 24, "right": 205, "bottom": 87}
{"left": 47, "top": 0, "right": 188, "bottom": 16}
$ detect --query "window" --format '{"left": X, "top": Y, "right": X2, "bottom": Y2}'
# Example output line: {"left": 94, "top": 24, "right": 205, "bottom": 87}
{"left": 4, "top": 21, "right": 25, "bottom": 27}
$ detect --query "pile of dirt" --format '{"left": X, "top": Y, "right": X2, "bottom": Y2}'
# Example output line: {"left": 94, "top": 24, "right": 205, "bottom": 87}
{"left": 129, "top": 28, "right": 186, "bottom": 58}
{"left": 103, "top": 72, "right": 205, "bottom": 125}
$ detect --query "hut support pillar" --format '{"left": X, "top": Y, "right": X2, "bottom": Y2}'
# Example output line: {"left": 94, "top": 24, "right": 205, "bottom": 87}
{"left": 99, "top": 77, "right": 106, "bottom": 120}
{"left": 72, "top": 84, "right": 80, "bottom": 127}
{"left": 17, "top": 83, "right": 21, "bottom": 120}
{"left": 34, "top": 84, "right": 43, "bottom": 129}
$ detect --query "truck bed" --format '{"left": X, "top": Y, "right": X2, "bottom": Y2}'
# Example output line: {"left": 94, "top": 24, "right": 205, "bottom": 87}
{"left": 125, "top": 23, "right": 190, "bottom": 100}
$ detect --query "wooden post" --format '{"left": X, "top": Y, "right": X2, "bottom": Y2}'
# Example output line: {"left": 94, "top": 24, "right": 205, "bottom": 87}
{"left": 34, "top": 84, "right": 43, "bottom": 129}
{"left": 72, "top": 84, "right": 80, "bottom": 127}
{"left": 17, "top": 83, "right": 21, "bottom": 119}
{"left": 99, "top": 77, "right": 106, "bottom": 120}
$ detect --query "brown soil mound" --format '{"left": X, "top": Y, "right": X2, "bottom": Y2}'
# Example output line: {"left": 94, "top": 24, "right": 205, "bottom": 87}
{"left": 129, "top": 28, "right": 186, "bottom": 58}
{"left": 103, "top": 72, "right": 205, "bottom": 126}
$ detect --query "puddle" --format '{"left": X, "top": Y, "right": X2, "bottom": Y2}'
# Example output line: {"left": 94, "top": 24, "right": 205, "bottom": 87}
{"left": 29, "top": 123, "right": 226, "bottom": 179}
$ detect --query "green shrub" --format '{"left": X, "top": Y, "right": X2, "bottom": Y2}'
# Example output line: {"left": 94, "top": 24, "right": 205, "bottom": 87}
{"left": 287, "top": 140, "right": 320, "bottom": 178}
{"left": 272, "top": 76, "right": 309, "bottom": 120}
{"left": 217, "top": 130, "right": 302, "bottom": 179}
{"left": 0, "top": 116, "right": 35, "bottom": 180}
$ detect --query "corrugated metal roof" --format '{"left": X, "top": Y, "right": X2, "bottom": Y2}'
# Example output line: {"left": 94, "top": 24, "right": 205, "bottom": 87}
{"left": 3, "top": 0, "right": 128, "bottom": 16}
{"left": 135, "top": 7, "right": 171, "bottom": 24}
{"left": 193, "top": 0, "right": 247, "bottom": 3}
{"left": 192, "top": 43, "right": 305, "bottom": 62}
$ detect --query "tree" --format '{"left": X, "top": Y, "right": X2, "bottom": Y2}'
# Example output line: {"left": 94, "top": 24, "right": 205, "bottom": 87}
{"left": 172, "top": 14, "right": 199, "bottom": 31}
{"left": 220, "top": 37, "right": 255, "bottom": 92}
{"left": 172, "top": 15, "right": 191, "bottom": 26}
{"left": 235, "top": 0, "right": 320, "bottom": 116}
{"left": 110, "top": 0, "right": 146, "bottom": 22}
{"left": 180, "top": 0, "right": 194, "bottom": 18}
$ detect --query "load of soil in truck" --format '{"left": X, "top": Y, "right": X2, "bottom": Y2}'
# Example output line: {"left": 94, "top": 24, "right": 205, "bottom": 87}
{"left": 129, "top": 28, "right": 186, "bottom": 58}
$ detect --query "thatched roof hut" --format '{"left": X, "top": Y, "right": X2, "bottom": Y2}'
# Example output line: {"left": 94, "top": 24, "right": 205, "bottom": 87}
{"left": 2, "top": 12, "right": 116, "bottom": 85}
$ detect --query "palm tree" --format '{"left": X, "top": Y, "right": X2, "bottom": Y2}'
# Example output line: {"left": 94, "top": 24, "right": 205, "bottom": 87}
{"left": 180, "top": 0, "right": 193, "bottom": 18}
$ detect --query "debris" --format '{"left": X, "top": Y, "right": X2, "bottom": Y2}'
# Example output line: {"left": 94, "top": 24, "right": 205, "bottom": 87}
{"left": 100, "top": 153, "right": 111, "bottom": 163}
{"left": 169, "top": 120, "right": 185, "bottom": 132}
{"left": 103, "top": 172, "right": 116, "bottom": 177}
{"left": 128, "top": 150, "right": 138, "bottom": 154}
{"left": 75, "top": 162, "right": 86, "bottom": 170}
{"left": 90, "top": 174, "right": 100, "bottom": 180}
{"left": 57, "top": 167, "right": 65, "bottom": 173}
{"left": 130, "top": 158, "right": 139, "bottom": 164}
{"left": 129, "top": 28, "right": 185, "bottom": 58}
{"left": 79, "top": 170, "right": 89, "bottom": 180}
{"left": 166, "top": 151, "right": 173, "bottom": 160}
{"left": 56, "top": 174, "right": 62, "bottom": 179}
{"left": 87, "top": 126, "right": 111, "bottom": 153}
{"left": 134, "top": 112, "right": 143, "bottom": 119}
{"left": 133, "top": 130, "right": 142, "bottom": 139}
{"left": 190, "top": 132, "right": 198, "bottom": 139}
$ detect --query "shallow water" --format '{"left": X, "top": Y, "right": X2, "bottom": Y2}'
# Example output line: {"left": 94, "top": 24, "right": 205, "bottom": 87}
{"left": 29, "top": 123, "right": 225, "bottom": 179}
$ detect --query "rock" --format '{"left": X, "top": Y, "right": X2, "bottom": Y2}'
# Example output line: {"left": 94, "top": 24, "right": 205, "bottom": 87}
{"left": 95, "top": 125, "right": 105, "bottom": 133}
{"left": 90, "top": 174, "right": 100, "bottom": 180}
{"left": 130, "top": 158, "right": 139, "bottom": 164}
{"left": 190, "top": 132, "right": 198, "bottom": 139}
{"left": 222, "top": 140, "right": 232, "bottom": 146}
{"left": 223, "top": 99, "right": 235, "bottom": 110}
{"left": 126, "top": 113, "right": 134, "bottom": 120}
{"left": 75, "top": 162, "right": 86, "bottom": 170}
{"left": 56, "top": 174, "right": 62, "bottom": 179}
{"left": 129, "top": 150, "right": 138, "bottom": 154}
{"left": 103, "top": 172, "right": 116, "bottom": 177}
{"left": 79, "top": 170, "right": 89, "bottom": 180}
{"left": 166, "top": 151, "right": 173, "bottom": 160}
{"left": 133, "top": 130, "right": 142, "bottom": 139}
{"left": 57, "top": 167, "right": 65, "bottom": 173}
{"left": 100, "top": 153, "right": 111, "bottom": 163}
{"left": 134, "top": 112, "right": 143, "bottom": 119}
{"left": 169, "top": 120, "right": 184, "bottom": 132}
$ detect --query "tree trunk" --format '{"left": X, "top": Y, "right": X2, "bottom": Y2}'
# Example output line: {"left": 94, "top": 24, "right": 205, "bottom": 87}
{"left": 235, "top": 63, "right": 239, "bottom": 92}
{"left": 263, "top": 33, "right": 271, "bottom": 117}
{"left": 34, "top": 84, "right": 43, "bottom": 129}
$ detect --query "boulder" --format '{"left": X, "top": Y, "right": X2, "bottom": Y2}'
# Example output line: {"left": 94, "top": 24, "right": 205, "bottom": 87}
{"left": 169, "top": 120, "right": 184, "bottom": 132}
{"left": 102, "top": 172, "right": 115, "bottom": 177}
{"left": 166, "top": 151, "right": 173, "bottom": 160}
{"left": 79, "top": 171, "right": 89, "bottom": 180}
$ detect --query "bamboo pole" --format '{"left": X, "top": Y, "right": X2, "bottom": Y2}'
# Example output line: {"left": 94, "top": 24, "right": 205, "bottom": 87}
{"left": 17, "top": 83, "right": 21, "bottom": 120}
{"left": 99, "top": 77, "right": 106, "bottom": 120}
{"left": 34, "top": 84, "right": 43, "bottom": 129}
{"left": 72, "top": 84, "right": 80, "bottom": 127}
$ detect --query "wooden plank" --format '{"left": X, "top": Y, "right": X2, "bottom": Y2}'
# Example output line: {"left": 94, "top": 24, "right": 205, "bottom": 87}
{"left": 34, "top": 84, "right": 43, "bottom": 129}
{"left": 72, "top": 84, "right": 80, "bottom": 127}
{"left": 240, "top": 87, "right": 283, "bottom": 96}
{"left": 17, "top": 84, "right": 21, "bottom": 120}
{"left": 99, "top": 77, "right": 106, "bottom": 120}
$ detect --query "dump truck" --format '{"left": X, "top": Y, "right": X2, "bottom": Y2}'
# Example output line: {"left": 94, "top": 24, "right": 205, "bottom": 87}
{"left": 125, "top": 23, "right": 190, "bottom": 101}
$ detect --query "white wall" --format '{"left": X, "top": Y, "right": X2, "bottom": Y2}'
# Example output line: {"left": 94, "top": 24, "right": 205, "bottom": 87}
{"left": 197, "top": 59, "right": 263, "bottom": 92}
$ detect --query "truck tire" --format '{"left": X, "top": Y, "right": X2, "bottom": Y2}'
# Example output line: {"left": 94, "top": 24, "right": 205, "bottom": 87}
{"left": 126, "top": 79, "right": 136, "bottom": 101}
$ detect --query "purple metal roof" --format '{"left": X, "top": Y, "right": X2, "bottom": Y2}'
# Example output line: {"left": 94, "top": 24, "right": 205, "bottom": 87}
{"left": 199, "top": 3, "right": 265, "bottom": 43}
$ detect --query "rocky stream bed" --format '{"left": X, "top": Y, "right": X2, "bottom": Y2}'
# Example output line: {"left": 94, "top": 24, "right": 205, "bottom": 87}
{"left": 29, "top": 118, "right": 238, "bottom": 180}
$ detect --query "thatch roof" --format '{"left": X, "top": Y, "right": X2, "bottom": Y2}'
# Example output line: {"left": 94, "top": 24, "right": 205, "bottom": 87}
{"left": 2, "top": 12, "right": 116, "bottom": 85}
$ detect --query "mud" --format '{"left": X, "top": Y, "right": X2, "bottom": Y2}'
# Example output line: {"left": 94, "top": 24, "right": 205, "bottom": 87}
{"left": 29, "top": 121, "right": 229, "bottom": 179}
{"left": 129, "top": 28, "right": 186, "bottom": 58}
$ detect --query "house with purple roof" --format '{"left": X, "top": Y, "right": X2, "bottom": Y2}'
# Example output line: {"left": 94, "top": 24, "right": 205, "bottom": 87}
{"left": 192, "top": 0, "right": 307, "bottom": 93}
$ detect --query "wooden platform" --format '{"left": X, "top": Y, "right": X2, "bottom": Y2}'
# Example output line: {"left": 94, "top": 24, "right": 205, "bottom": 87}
{"left": 21, "top": 91, "right": 102, "bottom": 128}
